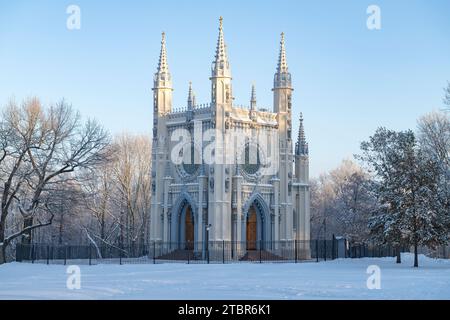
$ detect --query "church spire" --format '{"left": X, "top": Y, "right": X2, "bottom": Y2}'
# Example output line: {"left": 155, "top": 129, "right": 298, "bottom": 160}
{"left": 154, "top": 32, "right": 171, "bottom": 89}
{"left": 250, "top": 83, "right": 257, "bottom": 110}
{"left": 212, "top": 16, "right": 231, "bottom": 78}
{"left": 296, "top": 113, "right": 308, "bottom": 155}
{"left": 277, "top": 32, "right": 288, "bottom": 74}
{"left": 187, "top": 81, "right": 196, "bottom": 110}
{"left": 274, "top": 32, "right": 291, "bottom": 89}
{"left": 158, "top": 32, "right": 168, "bottom": 73}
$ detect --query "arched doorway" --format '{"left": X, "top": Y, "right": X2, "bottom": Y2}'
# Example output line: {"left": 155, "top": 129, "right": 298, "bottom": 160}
{"left": 246, "top": 205, "right": 257, "bottom": 250}
{"left": 171, "top": 194, "right": 198, "bottom": 251}
{"left": 242, "top": 194, "right": 271, "bottom": 252}
{"left": 185, "top": 205, "right": 194, "bottom": 250}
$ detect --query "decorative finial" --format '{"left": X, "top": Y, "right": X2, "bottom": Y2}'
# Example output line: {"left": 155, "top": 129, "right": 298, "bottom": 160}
{"left": 250, "top": 83, "right": 257, "bottom": 110}
{"left": 187, "top": 81, "right": 195, "bottom": 110}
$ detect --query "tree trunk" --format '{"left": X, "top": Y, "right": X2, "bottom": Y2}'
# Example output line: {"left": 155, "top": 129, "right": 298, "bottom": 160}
{"left": 414, "top": 243, "right": 418, "bottom": 267}
{"left": 396, "top": 246, "right": 401, "bottom": 263}
{"left": 21, "top": 217, "right": 33, "bottom": 245}
{"left": 0, "top": 243, "right": 6, "bottom": 264}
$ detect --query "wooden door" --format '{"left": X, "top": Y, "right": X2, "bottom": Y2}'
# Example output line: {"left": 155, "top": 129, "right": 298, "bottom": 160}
{"left": 185, "top": 206, "right": 194, "bottom": 250}
{"left": 246, "top": 207, "right": 257, "bottom": 250}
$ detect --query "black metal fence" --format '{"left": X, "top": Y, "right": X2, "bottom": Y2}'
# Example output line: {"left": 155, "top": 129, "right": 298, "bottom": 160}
{"left": 15, "top": 239, "right": 400, "bottom": 265}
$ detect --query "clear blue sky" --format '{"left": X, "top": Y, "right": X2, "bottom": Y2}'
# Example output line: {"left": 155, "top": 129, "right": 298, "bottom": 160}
{"left": 1, "top": 0, "right": 449, "bottom": 177}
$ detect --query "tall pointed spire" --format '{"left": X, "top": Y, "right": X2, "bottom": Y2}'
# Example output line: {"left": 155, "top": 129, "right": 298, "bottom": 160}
{"left": 158, "top": 32, "right": 168, "bottom": 73}
{"left": 277, "top": 32, "right": 288, "bottom": 73}
{"left": 154, "top": 32, "right": 172, "bottom": 89}
{"left": 212, "top": 16, "right": 231, "bottom": 78}
{"left": 250, "top": 83, "right": 257, "bottom": 110}
{"left": 274, "top": 32, "right": 291, "bottom": 89}
{"left": 187, "top": 81, "right": 195, "bottom": 110}
{"left": 296, "top": 113, "right": 308, "bottom": 155}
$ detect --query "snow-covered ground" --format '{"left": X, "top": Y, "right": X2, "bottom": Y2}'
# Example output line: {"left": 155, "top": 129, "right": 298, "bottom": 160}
{"left": 0, "top": 253, "right": 449, "bottom": 300}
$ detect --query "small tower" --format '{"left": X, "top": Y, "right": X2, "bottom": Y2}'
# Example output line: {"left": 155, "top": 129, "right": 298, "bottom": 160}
{"left": 295, "top": 113, "right": 309, "bottom": 184}
{"left": 273, "top": 32, "right": 294, "bottom": 241}
{"left": 150, "top": 32, "right": 173, "bottom": 242}
{"left": 208, "top": 17, "right": 234, "bottom": 242}
{"left": 293, "top": 113, "right": 310, "bottom": 253}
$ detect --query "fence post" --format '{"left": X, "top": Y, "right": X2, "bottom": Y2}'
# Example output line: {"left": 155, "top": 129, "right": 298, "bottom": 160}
{"left": 31, "top": 245, "right": 35, "bottom": 264}
{"left": 88, "top": 245, "right": 92, "bottom": 266}
{"left": 294, "top": 240, "right": 298, "bottom": 263}
{"left": 64, "top": 246, "right": 67, "bottom": 265}
{"left": 323, "top": 239, "right": 327, "bottom": 261}
{"left": 316, "top": 240, "right": 319, "bottom": 262}
{"left": 259, "top": 240, "right": 262, "bottom": 263}
{"left": 187, "top": 250, "right": 190, "bottom": 264}
{"left": 153, "top": 242, "right": 156, "bottom": 264}
{"left": 331, "top": 235, "right": 335, "bottom": 260}
{"left": 46, "top": 245, "right": 50, "bottom": 265}
{"left": 220, "top": 240, "right": 223, "bottom": 264}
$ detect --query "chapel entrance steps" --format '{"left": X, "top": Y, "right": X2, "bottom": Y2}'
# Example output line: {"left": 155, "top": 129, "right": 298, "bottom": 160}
{"left": 238, "top": 250, "right": 287, "bottom": 262}
{"left": 154, "top": 249, "right": 286, "bottom": 262}
{"left": 155, "top": 249, "right": 202, "bottom": 261}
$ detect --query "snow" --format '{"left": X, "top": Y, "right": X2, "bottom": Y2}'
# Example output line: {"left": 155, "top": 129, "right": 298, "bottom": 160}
{"left": 0, "top": 253, "right": 449, "bottom": 300}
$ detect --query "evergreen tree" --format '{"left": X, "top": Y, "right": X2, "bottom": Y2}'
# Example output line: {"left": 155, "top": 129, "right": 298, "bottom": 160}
{"left": 358, "top": 128, "right": 449, "bottom": 267}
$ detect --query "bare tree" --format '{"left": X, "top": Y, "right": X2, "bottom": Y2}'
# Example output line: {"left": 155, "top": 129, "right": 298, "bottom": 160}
{"left": 417, "top": 111, "right": 450, "bottom": 166}
{"left": 111, "top": 134, "right": 151, "bottom": 252}
{"left": 81, "top": 157, "right": 120, "bottom": 249}
{"left": 310, "top": 159, "right": 375, "bottom": 242}
{"left": 0, "top": 98, "right": 111, "bottom": 264}
{"left": 81, "top": 133, "right": 152, "bottom": 255}
{"left": 443, "top": 81, "right": 450, "bottom": 111}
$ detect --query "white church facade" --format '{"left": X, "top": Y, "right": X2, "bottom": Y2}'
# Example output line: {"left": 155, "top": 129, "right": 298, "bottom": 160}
{"left": 150, "top": 18, "right": 310, "bottom": 259}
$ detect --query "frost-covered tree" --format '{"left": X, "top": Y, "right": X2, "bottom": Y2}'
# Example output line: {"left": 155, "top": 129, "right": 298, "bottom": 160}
{"left": 417, "top": 111, "right": 450, "bottom": 254}
{"left": 0, "top": 98, "right": 111, "bottom": 264}
{"left": 310, "top": 159, "right": 376, "bottom": 243}
{"left": 81, "top": 134, "right": 152, "bottom": 255}
{"left": 417, "top": 111, "right": 450, "bottom": 166}
{"left": 358, "top": 127, "right": 449, "bottom": 267}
